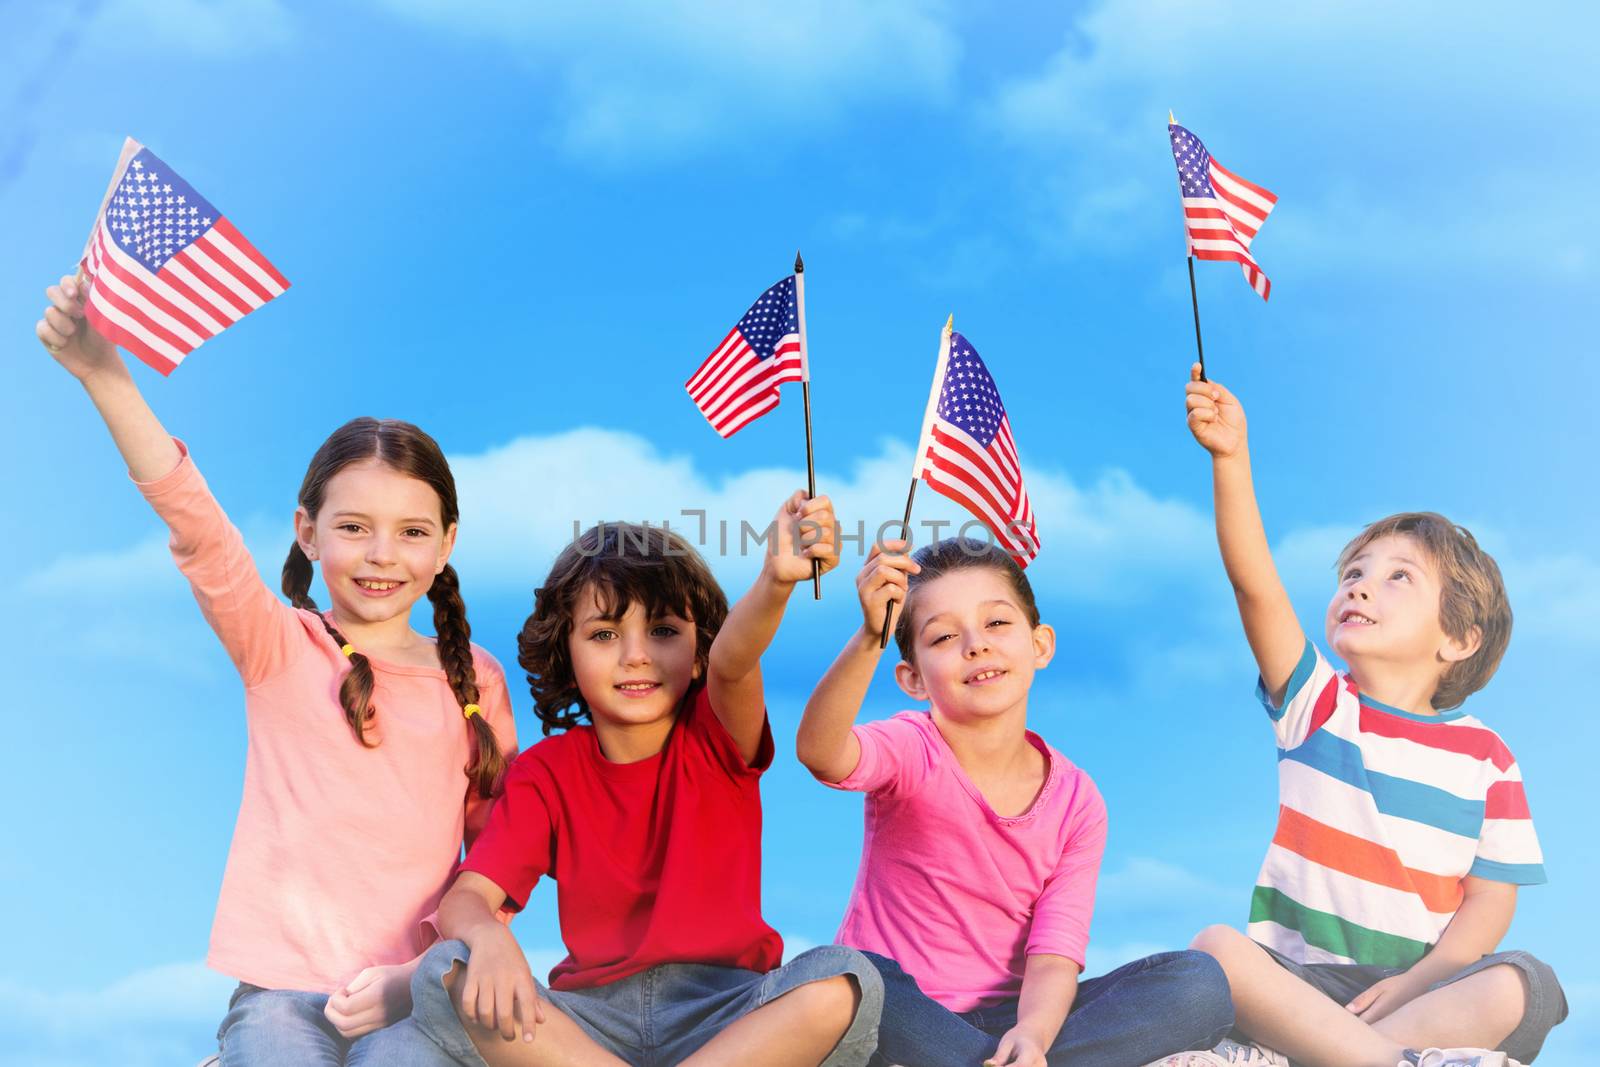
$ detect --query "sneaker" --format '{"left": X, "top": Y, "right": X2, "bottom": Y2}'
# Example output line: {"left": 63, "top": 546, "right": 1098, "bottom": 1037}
{"left": 1404, "top": 1050, "right": 1524, "bottom": 1067}
{"left": 1140, "top": 1044, "right": 1291, "bottom": 1067}
{"left": 1213, "top": 1038, "right": 1292, "bottom": 1065}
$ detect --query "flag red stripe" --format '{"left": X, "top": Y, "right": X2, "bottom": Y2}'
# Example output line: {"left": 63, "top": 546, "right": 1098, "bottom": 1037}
{"left": 700, "top": 354, "right": 803, "bottom": 424}
{"left": 686, "top": 328, "right": 746, "bottom": 394}
{"left": 87, "top": 276, "right": 196, "bottom": 357}
{"left": 713, "top": 391, "right": 780, "bottom": 438}
{"left": 92, "top": 232, "right": 212, "bottom": 342}
{"left": 191, "top": 235, "right": 274, "bottom": 304}
{"left": 925, "top": 469, "right": 1035, "bottom": 565}
{"left": 1209, "top": 157, "right": 1278, "bottom": 204}
{"left": 82, "top": 298, "right": 180, "bottom": 375}
{"left": 213, "top": 216, "right": 290, "bottom": 290}
{"left": 171, "top": 248, "right": 254, "bottom": 316}
{"left": 94, "top": 225, "right": 232, "bottom": 332}
{"left": 931, "top": 425, "right": 1022, "bottom": 510}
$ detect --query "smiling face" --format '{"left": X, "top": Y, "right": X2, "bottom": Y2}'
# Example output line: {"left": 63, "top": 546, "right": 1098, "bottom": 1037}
{"left": 894, "top": 566, "right": 1055, "bottom": 722}
{"left": 566, "top": 582, "right": 701, "bottom": 733}
{"left": 296, "top": 459, "right": 456, "bottom": 629}
{"left": 1325, "top": 533, "right": 1467, "bottom": 682}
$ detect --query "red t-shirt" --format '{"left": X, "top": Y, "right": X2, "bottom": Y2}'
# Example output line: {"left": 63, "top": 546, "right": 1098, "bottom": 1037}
{"left": 460, "top": 686, "right": 783, "bottom": 989}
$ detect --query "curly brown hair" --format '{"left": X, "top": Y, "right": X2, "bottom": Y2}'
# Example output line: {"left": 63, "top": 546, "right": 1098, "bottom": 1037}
{"left": 1337, "top": 512, "right": 1512, "bottom": 710}
{"left": 519, "top": 522, "right": 729, "bottom": 735}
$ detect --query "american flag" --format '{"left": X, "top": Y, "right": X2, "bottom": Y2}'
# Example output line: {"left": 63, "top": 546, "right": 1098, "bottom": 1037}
{"left": 77, "top": 139, "right": 289, "bottom": 375}
{"left": 685, "top": 275, "right": 806, "bottom": 437}
{"left": 1169, "top": 123, "right": 1277, "bottom": 301}
{"left": 916, "top": 331, "right": 1039, "bottom": 567}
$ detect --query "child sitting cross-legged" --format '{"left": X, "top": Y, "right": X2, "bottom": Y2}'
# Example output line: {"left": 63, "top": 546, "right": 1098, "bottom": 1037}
{"left": 1180, "top": 365, "right": 1567, "bottom": 1067}
{"left": 798, "top": 536, "right": 1235, "bottom": 1067}
{"left": 395, "top": 499, "right": 884, "bottom": 1067}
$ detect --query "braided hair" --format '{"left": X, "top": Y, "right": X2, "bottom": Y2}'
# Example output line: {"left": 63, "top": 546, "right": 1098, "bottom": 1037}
{"left": 280, "top": 417, "right": 507, "bottom": 796}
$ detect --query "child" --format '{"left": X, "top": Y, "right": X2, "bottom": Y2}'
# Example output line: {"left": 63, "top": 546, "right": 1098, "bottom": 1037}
{"left": 36, "top": 273, "right": 517, "bottom": 1064}
{"left": 1182, "top": 365, "right": 1567, "bottom": 1067}
{"left": 796, "top": 536, "right": 1234, "bottom": 1067}
{"left": 398, "top": 507, "right": 885, "bottom": 1066}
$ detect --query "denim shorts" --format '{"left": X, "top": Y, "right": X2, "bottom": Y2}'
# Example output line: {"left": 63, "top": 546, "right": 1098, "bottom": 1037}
{"left": 1258, "top": 943, "right": 1568, "bottom": 1063}
{"left": 217, "top": 983, "right": 458, "bottom": 1067}
{"left": 406, "top": 939, "right": 884, "bottom": 1067}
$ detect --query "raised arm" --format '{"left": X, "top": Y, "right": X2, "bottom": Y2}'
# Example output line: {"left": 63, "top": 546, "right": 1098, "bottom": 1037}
{"left": 706, "top": 490, "right": 837, "bottom": 764}
{"left": 36, "top": 273, "right": 180, "bottom": 479}
{"left": 1184, "top": 363, "right": 1305, "bottom": 701}
{"left": 796, "top": 541, "right": 919, "bottom": 783}
{"left": 37, "top": 271, "right": 298, "bottom": 685}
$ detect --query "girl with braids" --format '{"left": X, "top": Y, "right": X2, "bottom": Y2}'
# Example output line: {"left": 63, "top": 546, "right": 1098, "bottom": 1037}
{"left": 35, "top": 274, "right": 516, "bottom": 1066}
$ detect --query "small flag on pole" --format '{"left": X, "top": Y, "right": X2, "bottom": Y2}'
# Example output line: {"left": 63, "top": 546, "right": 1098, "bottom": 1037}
{"left": 1169, "top": 122, "right": 1277, "bottom": 300}
{"left": 77, "top": 138, "right": 289, "bottom": 375}
{"left": 685, "top": 275, "right": 806, "bottom": 437}
{"left": 912, "top": 328, "right": 1039, "bottom": 567}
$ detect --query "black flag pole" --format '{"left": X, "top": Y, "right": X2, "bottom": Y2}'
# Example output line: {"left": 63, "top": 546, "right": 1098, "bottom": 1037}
{"left": 878, "top": 314, "right": 955, "bottom": 649}
{"left": 878, "top": 479, "right": 918, "bottom": 648}
{"left": 1172, "top": 110, "right": 1208, "bottom": 383}
{"left": 795, "top": 251, "right": 821, "bottom": 599}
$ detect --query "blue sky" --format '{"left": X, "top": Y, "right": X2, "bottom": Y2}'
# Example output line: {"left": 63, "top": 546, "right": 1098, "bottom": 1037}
{"left": 2, "top": 2, "right": 1597, "bottom": 1063}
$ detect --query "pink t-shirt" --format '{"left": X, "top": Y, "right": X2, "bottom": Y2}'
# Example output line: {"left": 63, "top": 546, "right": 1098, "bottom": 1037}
{"left": 137, "top": 445, "right": 518, "bottom": 992}
{"left": 828, "top": 711, "right": 1107, "bottom": 1012}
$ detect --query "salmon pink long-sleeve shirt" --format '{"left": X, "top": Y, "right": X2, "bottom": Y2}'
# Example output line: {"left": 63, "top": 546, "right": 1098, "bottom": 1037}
{"left": 136, "top": 444, "right": 517, "bottom": 992}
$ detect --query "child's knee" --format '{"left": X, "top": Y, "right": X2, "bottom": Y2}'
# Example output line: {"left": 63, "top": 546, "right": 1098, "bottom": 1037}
{"left": 1190, "top": 923, "right": 1250, "bottom": 962}
{"left": 795, "top": 974, "right": 861, "bottom": 1029}
{"left": 1479, "top": 962, "right": 1530, "bottom": 1016}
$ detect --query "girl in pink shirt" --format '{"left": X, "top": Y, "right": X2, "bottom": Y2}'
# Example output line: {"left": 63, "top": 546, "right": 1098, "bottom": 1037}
{"left": 36, "top": 274, "right": 516, "bottom": 1066}
{"left": 798, "top": 537, "right": 1233, "bottom": 1067}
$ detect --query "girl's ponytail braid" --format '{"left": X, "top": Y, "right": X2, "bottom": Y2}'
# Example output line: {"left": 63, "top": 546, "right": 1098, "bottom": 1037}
{"left": 281, "top": 541, "right": 379, "bottom": 748}
{"left": 429, "top": 563, "right": 506, "bottom": 796}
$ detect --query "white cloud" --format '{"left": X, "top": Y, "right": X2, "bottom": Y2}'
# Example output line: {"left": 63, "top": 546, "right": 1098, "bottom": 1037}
{"left": 445, "top": 427, "right": 1214, "bottom": 606}
{"left": 24, "top": 426, "right": 1596, "bottom": 655}
{"left": 984, "top": 1, "right": 1598, "bottom": 277}
{"left": 1096, "top": 856, "right": 1236, "bottom": 914}
{"left": 0, "top": 959, "right": 234, "bottom": 1029}
{"left": 370, "top": 0, "right": 959, "bottom": 162}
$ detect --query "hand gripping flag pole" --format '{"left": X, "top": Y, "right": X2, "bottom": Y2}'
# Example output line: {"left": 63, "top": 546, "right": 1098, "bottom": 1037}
{"left": 795, "top": 252, "right": 821, "bottom": 599}
{"left": 684, "top": 262, "right": 821, "bottom": 598}
{"left": 878, "top": 315, "right": 954, "bottom": 648}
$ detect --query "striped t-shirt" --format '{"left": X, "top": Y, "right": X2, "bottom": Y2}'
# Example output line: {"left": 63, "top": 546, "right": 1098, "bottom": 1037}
{"left": 1248, "top": 639, "right": 1544, "bottom": 969}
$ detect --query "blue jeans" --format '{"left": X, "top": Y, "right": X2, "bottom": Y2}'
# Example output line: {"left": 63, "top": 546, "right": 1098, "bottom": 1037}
{"left": 405, "top": 939, "right": 883, "bottom": 1067}
{"left": 217, "top": 983, "right": 458, "bottom": 1067}
{"left": 865, "top": 949, "right": 1233, "bottom": 1067}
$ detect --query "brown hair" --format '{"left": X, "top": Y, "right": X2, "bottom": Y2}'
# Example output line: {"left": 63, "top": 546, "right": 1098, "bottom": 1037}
{"left": 1336, "top": 512, "right": 1512, "bottom": 710}
{"left": 280, "top": 417, "right": 507, "bottom": 796}
{"left": 893, "top": 537, "right": 1041, "bottom": 663}
{"left": 518, "top": 522, "right": 729, "bottom": 735}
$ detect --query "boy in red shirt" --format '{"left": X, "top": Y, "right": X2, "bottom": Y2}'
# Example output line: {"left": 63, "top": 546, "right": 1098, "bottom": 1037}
{"left": 403, "top": 498, "right": 881, "bottom": 1066}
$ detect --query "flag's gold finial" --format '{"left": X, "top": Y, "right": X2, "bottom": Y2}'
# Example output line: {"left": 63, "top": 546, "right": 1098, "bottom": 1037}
{"left": 944, "top": 313, "right": 954, "bottom": 332}
{"left": 1169, "top": 110, "right": 1176, "bottom": 126}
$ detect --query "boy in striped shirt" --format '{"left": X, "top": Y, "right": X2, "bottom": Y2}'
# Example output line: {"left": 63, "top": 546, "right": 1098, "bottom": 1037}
{"left": 1177, "top": 367, "right": 1567, "bottom": 1067}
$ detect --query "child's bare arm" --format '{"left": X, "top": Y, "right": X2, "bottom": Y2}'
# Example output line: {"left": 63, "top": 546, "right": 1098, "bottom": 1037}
{"left": 796, "top": 542, "right": 918, "bottom": 783}
{"left": 989, "top": 953, "right": 1080, "bottom": 1067}
{"left": 1185, "top": 363, "right": 1305, "bottom": 700}
{"left": 1344, "top": 877, "right": 1516, "bottom": 1024}
{"left": 37, "top": 273, "right": 180, "bottom": 480}
{"left": 439, "top": 872, "right": 544, "bottom": 1044}
{"left": 707, "top": 491, "right": 837, "bottom": 764}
